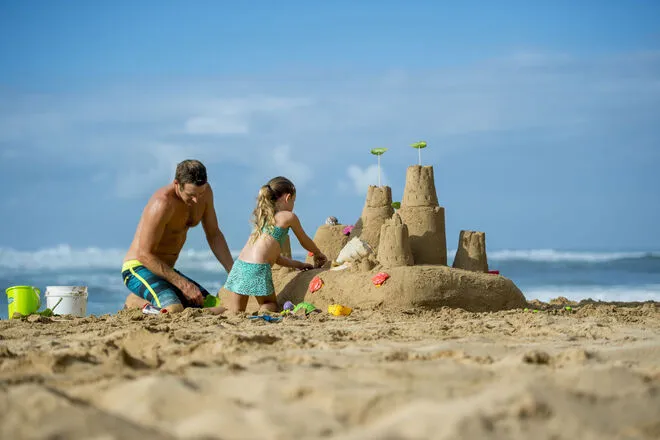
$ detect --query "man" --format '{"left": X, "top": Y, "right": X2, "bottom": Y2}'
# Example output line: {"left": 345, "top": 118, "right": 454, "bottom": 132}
{"left": 121, "top": 159, "right": 234, "bottom": 313}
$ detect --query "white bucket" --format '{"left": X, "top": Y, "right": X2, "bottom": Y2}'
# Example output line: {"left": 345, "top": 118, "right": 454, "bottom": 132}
{"left": 336, "top": 237, "right": 374, "bottom": 264}
{"left": 45, "top": 286, "right": 88, "bottom": 317}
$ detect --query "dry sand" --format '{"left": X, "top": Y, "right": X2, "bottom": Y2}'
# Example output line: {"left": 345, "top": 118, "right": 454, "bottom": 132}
{"left": 1, "top": 300, "right": 659, "bottom": 439}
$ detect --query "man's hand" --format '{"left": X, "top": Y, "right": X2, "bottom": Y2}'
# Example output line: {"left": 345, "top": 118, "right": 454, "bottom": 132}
{"left": 313, "top": 253, "right": 328, "bottom": 268}
{"left": 181, "top": 281, "right": 204, "bottom": 306}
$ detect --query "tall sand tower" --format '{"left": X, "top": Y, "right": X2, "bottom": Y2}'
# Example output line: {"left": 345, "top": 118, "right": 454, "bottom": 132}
{"left": 350, "top": 186, "right": 394, "bottom": 252}
{"left": 397, "top": 165, "right": 447, "bottom": 265}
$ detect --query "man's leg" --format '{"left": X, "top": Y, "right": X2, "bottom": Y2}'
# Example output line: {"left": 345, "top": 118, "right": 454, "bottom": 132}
{"left": 122, "top": 264, "right": 184, "bottom": 313}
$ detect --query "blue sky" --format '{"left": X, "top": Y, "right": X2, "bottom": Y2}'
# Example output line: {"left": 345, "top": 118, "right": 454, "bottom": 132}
{"left": 0, "top": 0, "right": 659, "bottom": 254}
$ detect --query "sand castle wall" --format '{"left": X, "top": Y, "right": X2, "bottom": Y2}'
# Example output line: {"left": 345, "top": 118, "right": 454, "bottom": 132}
{"left": 397, "top": 166, "right": 447, "bottom": 265}
{"left": 350, "top": 186, "right": 394, "bottom": 252}
{"left": 305, "top": 224, "right": 350, "bottom": 267}
{"left": 270, "top": 266, "right": 527, "bottom": 313}
{"left": 377, "top": 213, "right": 414, "bottom": 268}
{"left": 452, "top": 230, "right": 489, "bottom": 273}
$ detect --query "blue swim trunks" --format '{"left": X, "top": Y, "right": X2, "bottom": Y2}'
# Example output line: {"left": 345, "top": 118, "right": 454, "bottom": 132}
{"left": 121, "top": 259, "right": 210, "bottom": 308}
{"left": 224, "top": 259, "right": 275, "bottom": 297}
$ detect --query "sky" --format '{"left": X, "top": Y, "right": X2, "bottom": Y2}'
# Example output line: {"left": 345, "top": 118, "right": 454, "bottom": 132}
{"left": 0, "top": 0, "right": 659, "bottom": 255}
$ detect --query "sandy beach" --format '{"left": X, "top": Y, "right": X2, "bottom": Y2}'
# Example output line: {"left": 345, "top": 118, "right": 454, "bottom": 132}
{"left": 1, "top": 299, "right": 658, "bottom": 439}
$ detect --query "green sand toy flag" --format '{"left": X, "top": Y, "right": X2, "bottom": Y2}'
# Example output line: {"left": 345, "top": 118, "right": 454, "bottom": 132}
{"left": 411, "top": 141, "right": 427, "bottom": 166}
{"left": 370, "top": 147, "right": 387, "bottom": 187}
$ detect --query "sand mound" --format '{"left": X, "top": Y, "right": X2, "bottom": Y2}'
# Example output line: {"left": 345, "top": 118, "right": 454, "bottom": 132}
{"left": 397, "top": 166, "right": 447, "bottom": 265}
{"left": 304, "top": 224, "right": 350, "bottom": 266}
{"left": 273, "top": 265, "right": 527, "bottom": 312}
{"left": 349, "top": 186, "right": 394, "bottom": 252}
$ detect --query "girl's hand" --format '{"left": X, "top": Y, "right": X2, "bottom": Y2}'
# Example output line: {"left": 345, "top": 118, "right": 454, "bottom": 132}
{"left": 313, "top": 253, "right": 328, "bottom": 268}
{"left": 298, "top": 262, "right": 314, "bottom": 271}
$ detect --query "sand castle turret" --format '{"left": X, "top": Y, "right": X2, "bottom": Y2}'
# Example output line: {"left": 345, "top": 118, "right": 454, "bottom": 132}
{"left": 452, "top": 230, "right": 489, "bottom": 273}
{"left": 305, "top": 224, "right": 350, "bottom": 267}
{"left": 350, "top": 186, "right": 394, "bottom": 252}
{"left": 377, "top": 213, "right": 414, "bottom": 268}
{"left": 397, "top": 166, "right": 447, "bottom": 265}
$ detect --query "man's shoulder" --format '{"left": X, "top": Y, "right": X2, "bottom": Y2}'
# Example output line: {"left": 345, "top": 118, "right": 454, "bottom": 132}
{"left": 146, "top": 186, "right": 178, "bottom": 212}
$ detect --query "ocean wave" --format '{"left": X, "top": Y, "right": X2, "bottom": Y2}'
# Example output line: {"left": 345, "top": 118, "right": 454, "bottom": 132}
{"left": 0, "top": 245, "right": 308, "bottom": 272}
{"left": 523, "top": 284, "right": 660, "bottom": 302}
{"left": 485, "top": 249, "right": 660, "bottom": 263}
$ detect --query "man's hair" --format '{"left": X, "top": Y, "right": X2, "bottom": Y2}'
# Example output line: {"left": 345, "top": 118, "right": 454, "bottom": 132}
{"left": 175, "top": 160, "right": 207, "bottom": 186}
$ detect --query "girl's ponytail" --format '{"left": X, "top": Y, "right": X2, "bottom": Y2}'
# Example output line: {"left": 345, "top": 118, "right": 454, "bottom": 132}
{"left": 249, "top": 177, "right": 296, "bottom": 243}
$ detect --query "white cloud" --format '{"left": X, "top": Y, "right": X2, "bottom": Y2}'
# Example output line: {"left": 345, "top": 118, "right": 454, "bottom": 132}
{"left": 345, "top": 164, "right": 388, "bottom": 195}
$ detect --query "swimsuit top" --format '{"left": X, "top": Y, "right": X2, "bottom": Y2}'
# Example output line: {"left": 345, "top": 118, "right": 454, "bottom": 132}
{"left": 262, "top": 225, "right": 290, "bottom": 246}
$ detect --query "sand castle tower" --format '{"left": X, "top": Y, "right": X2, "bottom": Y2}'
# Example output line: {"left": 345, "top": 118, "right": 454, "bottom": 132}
{"left": 397, "top": 165, "right": 447, "bottom": 265}
{"left": 377, "top": 213, "right": 414, "bottom": 267}
{"left": 305, "top": 224, "right": 350, "bottom": 267}
{"left": 452, "top": 230, "right": 489, "bottom": 272}
{"left": 349, "top": 186, "right": 394, "bottom": 252}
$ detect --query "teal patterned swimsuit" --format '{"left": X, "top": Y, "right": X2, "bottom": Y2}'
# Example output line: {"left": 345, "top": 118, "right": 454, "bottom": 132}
{"left": 224, "top": 224, "right": 290, "bottom": 297}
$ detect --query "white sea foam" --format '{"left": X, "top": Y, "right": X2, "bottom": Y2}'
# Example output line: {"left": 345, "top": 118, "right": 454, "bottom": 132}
{"left": 523, "top": 285, "right": 660, "bottom": 302}
{"left": 484, "top": 249, "right": 659, "bottom": 263}
{"left": 0, "top": 245, "right": 308, "bottom": 272}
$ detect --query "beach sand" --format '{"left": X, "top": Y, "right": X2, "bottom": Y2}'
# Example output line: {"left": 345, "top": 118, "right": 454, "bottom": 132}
{"left": 1, "top": 300, "right": 659, "bottom": 439}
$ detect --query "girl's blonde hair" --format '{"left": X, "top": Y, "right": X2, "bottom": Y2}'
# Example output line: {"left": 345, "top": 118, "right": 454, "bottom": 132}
{"left": 249, "top": 176, "right": 296, "bottom": 243}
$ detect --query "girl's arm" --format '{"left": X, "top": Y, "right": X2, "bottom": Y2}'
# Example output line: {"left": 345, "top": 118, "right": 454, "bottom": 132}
{"left": 287, "top": 213, "right": 323, "bottom": 255}
{"left": 276, "top": 255, "right": 313, "bottom": 270}
{"left": 287, "top": 213, "right": 328, "bottom": 268}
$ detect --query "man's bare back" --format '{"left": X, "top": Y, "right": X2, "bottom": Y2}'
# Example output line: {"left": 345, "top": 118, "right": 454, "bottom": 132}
{"left": 121, "top": 160, "right": 233, "bottom": 313}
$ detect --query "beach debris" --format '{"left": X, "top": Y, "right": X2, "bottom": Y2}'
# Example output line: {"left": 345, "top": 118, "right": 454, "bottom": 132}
{"left": 293, "top": 302, "right": 320, "bottom": 315}
{"left": 342, "top": 225, "right": 354, "bottom": 236}
{"left": 410, "top": 141, "right": 427, "bottom": 166}
{"left": 371, "top": 272, "right": 391, "bottom": 287}
{"left": 391, "top": 201, "right": 401, "bottom": 210}
{"left": 309, "top": 276, "right": 324, "bottom": 293}
{"left": 248, "top": 314, "right": 282, "bottom": 323}
{"left": 325, "top": 216, "right": 339, "bottom": 226}
{"left": 370, "top": 147, "right": 388, "bottom": 187}
{"left": 283, "top": 301, "right": 295, "bottom": 311}
{"left": 142, "top": 304, "right": 167, "bottom": 315}
{"left": 488, "top": 270, "right": 500, "bottom": 275}
{"left": 565, "top": 306, "right": 573, "bottom": 311}
{"left": 328, "top": 304, "right": 352, "bottom": 316}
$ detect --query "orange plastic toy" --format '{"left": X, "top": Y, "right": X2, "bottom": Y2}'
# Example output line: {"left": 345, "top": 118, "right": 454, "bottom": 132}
{"left": 371, "top": 272, "right": 390, "bottom": 287}
{"left": 309, "top": 276, "right": 324, "bottom": 293}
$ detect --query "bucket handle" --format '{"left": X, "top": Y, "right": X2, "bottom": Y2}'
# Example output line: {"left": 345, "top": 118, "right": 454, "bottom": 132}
{"left": 33, "top": 287, "right": 41, "bottom": 308}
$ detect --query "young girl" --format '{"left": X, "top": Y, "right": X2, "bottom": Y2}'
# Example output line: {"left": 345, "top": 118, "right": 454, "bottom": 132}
{"left": 223, "top": 176, "right": 327, "bottom": 312}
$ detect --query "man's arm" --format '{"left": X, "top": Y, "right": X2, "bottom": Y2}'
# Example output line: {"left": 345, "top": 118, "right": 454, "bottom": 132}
{"left": 135, "top": 198, "right": 197, "bottom": 296}
{"left": 202, "top": 186, "right": 234, "bottom": 273}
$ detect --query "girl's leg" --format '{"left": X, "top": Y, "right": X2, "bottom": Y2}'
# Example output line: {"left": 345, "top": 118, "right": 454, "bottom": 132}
{"left": 225, "top": 290, "right": 249, "bottom": 313}
{"left": 256, "top": 293, "right": 279, "bottom": 313}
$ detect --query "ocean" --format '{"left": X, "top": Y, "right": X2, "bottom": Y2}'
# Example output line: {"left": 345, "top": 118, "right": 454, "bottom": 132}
{"left": 1, "top": 246, "right": 659, "bottom": 319}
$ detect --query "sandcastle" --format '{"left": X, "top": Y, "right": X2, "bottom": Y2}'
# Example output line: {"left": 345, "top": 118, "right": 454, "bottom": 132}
{"left": 226, "top": 163, "right": 527, "bottom": 313}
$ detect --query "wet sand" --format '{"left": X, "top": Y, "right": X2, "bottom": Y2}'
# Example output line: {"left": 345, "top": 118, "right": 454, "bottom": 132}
{"left": 1, "top": 300, "right": 659, "bottom": 439}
